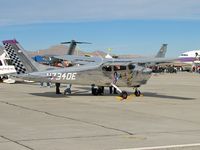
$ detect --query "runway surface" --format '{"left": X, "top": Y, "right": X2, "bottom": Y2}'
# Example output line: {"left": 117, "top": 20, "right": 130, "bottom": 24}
{"left": 0, "top": 72, "right": 200, "bottom": 150}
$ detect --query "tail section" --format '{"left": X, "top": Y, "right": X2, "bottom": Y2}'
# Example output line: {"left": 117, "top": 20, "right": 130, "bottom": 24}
{"left": 155, "top": 44, "right": 168, "bottom": 58}
{"left": 68, "top": 40, "right": 77, "bottom": 55}
{"left": 61, "top": 40, "right": 92, "bottom": 55}
{"left": 3, "top": 39, "right": 45, "bottom": 74}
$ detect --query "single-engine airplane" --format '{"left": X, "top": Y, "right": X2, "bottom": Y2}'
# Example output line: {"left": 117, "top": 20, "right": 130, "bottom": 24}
{"left": 3, "top": 39, "right": 171, "bottom": 99}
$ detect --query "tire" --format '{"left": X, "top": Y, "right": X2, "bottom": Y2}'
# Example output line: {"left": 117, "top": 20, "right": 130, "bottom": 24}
{"left": 135, "top": 90, "right": 141, "bottom": 97}
{"left": 121, "top": 91, "right": 128, "bottom": 99}
{"left": 97, "top": 87, "right": 104, "bottom": 95}
{"left": 92, "top": 88, "right": 98, "bottom": 95}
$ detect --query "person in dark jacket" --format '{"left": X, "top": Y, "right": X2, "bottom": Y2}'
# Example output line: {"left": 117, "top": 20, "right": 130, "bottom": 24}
{"left": 56, "top": 83, "right": 61, "bottom": 94}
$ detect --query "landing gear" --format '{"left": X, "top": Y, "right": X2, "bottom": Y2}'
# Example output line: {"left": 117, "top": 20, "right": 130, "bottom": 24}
{"left": 0, "top": 76, "right": 8, "bottom": 83}
{"left": 91, "top": 85, "right": 104, "bottom": 95}
{"left": 64, "top": 84, "right": 72, "bottom": 95}
{"left": 98, "top": 86, "right": 104, "bottom": 95}
{"left": 92, "top": 88, "right": 98, "bottom": 95}
{"left": 111, "top": 83, "right": 128, "bottom": 99}
{"left": 134, "top": 88, "right": 141, "bottom": 97}
{"left": 121, "top": 91, "right": 128, "bottom": 99}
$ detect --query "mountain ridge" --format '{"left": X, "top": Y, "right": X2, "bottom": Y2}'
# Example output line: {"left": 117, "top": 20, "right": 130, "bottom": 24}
{"left": 28, "top": 45, "right": 140, "bottom": 58}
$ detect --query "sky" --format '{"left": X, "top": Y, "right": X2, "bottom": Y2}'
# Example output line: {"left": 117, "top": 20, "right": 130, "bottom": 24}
{"left": 1, "top": 0, "right": 200, "bottom": 57}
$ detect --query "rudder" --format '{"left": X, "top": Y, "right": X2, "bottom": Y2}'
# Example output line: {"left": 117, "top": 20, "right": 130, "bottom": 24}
{"left": 3, "top": 39, "right": 39, "bottom": 74}
{"left": 155, "top": 44, "right": 168, "bottom": 58}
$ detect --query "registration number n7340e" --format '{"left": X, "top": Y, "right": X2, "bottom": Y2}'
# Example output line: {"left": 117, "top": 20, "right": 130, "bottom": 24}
{"left": 47, "top": 73, "right": 77, "bottom": 80}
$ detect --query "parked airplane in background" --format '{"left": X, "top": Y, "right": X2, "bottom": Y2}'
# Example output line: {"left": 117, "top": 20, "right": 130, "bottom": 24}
{"left": 178, "top": 49, "right": 200, "bottom": 64}
{"left": 3, "top": 39, "right": 172, "bottom": 99}
{"left": 178, "top": 49, "right": 200, "bottom": 71}
{"left": 61, "top": 40, "right": 91, "bottom": 55}
{"left": 155, "top": 44, "right": 168, "bottom": 58}
{"left": 0, "top": 50, "right": 16, "bottom": 83}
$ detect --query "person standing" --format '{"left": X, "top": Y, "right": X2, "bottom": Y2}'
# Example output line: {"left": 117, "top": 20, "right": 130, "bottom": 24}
{"left": 55, "top": 83, "right": 61, "bottom": 94}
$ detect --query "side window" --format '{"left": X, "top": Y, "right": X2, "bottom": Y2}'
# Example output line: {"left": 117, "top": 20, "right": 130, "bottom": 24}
{"left": 0, "top": 60, "right": 2, "bottom": 66}
{"left": 114, "top": 65, "right": 126, "bottom": 71}
{"left": 102, "top": 66, "right": 112, "bottom": 72}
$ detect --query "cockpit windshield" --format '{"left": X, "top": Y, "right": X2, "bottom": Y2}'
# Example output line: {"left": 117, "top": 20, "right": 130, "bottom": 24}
{"left": 181, "top": 54, "right": 188, "bottom": 56}
{"left": 114, "top": 65, "right": 126, "bottom": 71}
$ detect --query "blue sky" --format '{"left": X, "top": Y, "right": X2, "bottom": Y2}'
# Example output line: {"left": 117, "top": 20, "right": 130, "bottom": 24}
{"left": 1, "top": 0, "right": 200, "bottom": 57}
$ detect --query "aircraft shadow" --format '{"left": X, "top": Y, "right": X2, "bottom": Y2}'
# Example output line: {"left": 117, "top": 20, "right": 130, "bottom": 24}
{"left": 30, "top": 92, "right": 68, "bottom": 98}
{"left": 29, "top": 91, "right": 118, "bottom": 98}
{"left": 142, "top": 92, "right": 195, "bottom": 101}
{"left": 29, "top": 90, "right": 195, "bottom": 100}
{"left": 75, "top": 86, "right": 195, "bottom": 100}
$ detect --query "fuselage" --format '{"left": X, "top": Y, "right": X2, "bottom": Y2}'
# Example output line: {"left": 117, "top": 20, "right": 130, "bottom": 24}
{"left": 19, "top": 63, "right": 152, "bottom": 88}
{"left": 178, "top": 50, "right": 200, "bottom": 64}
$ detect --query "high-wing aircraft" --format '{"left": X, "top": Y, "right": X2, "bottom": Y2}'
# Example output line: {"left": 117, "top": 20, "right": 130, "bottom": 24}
{"left": 3, "top": 39, "right": 171, "bottom": 99}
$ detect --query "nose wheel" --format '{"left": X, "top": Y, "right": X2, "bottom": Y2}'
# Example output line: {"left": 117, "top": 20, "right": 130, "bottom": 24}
{"left": 111, "top": 83, "right": 129, "bottom": 99}
{"left": 91, "top": 85, "right": 104, "bottom": 95}
{"left": 121, "top": 91, "right": 128, "bottom": 99}
{"left": 134, "top": 88, "right": 141, "bottom": 97}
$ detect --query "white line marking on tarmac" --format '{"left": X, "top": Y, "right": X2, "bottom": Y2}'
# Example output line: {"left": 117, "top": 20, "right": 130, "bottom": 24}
{"left": 116, "top": 143, "right": 200, "bottom": 150}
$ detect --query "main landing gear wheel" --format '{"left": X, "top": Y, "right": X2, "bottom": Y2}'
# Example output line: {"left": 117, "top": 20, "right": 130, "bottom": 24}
{"left": 91, "top": 85, "right": 104, "bottom": 96}
{"left": 92, "top": 88, "right": 98, "bottom": 95}
{"left": 121, "top": 91, "right": 128, "bottom": 99}
{"left": 134, "top": 89, "right": 141, "bottom": 97}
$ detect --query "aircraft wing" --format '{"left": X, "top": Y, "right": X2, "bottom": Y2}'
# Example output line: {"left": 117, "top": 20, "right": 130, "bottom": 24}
{"left": 125, "top": 57, "right": 177, "bottom": 64}
{"left": 55, "top": 54, "right": 176, "bottom": 65}
{"left": 54, "top": 55, "right": 103, "bottom": 65}
{"left": 101, "top": 57, "right": 175, "bottom": 64}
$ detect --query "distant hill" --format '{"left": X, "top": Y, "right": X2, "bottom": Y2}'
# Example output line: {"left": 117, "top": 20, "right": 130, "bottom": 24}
{"left": 28, "top": 45, "right": 69, "bottom": 57}
{"left": 27, "top": 44, "right": 140, "bottom": 58}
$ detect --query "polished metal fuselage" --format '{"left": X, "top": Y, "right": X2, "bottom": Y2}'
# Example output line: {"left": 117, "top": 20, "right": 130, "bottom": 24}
{"left": 23, "top": 63, "right": 152, "bottom": 87}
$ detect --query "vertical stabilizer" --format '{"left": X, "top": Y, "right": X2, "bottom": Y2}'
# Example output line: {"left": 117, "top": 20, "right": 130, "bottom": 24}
{"left": 155, "top": 44, "right": 168, "bottom": 58}
{"left": 61, "top": 40, "right": 91, "bottom": 55}
{"left": 3, "top": 39, "right": 41, "bottom": 74}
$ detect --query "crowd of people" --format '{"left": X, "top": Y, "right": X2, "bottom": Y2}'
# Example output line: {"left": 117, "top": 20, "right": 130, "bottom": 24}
{"left": 150, "top": 65, "right": 183, "bottom": 73}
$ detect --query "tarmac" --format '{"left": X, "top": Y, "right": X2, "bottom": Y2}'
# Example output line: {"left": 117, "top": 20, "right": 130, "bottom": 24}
{"left": 0, "top": 72, "right": 200, "bottom": 150}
